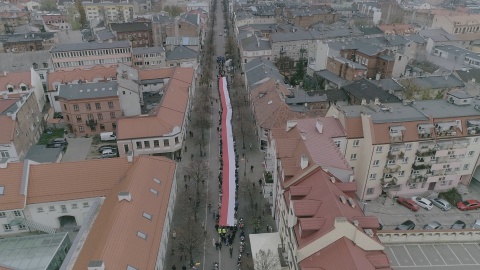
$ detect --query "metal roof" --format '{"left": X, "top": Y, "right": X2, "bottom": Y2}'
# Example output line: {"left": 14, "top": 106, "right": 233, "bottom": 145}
{"left": 50, "top": 41, "right": 131, "bottom": 53}
{"left": 58, "top": 81, "right": 118, "bottom": 100}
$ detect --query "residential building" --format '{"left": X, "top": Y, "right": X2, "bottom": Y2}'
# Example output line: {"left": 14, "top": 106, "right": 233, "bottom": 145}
{"left": 83, "top": 1, "right": 134, "bottom": 24}
{"left": 327, "top": 94, "right": 480, "bottom": 200}
{"left": 47, "top": 66, "right": 117, "bottom": 112}
{"left": 342, "top": 79, "right": 401, "bottom": 105}
{"left": 110, "top": 21, "right": 153, "bottom": 47}
{"left": 432, "top": 45, "right": 480, "bottom": 69}
{"left": 58, "top": 81, "right": 121, "bottom": 136}
{"left": 282, "top": 7, "right": 338, "bottom": 28}
{"left": 432, "top": 14, "right": 480, "bottom": 35}
{"left": 234, "top": 10, "right": 277, "bottom": 28}
{"left": 151, "top": 12, "right": 174, "bottom": 46}
{"left": 0, "top": 155, "right": 177, "bottom": 270}
{"left": 50, "top": 41, "right": 132, "bottom": 71}
{"left": 285, "top": 87, "right": 348, "bottom": 112}
{"left": 271, "top": 29, "right": 314, "bottom": 63}
{"left": 418, "top": 28, "right": 462, "bottom": 54}
{"left": 326, "top": 55, "right": 366, "bottom": 81}
{"left": 356, "top": 1, "right": 382, "bottom": 25}
{"left": 243, "top": 57, "right": 284, "bottom": 91}
{"left": 0, "top": 11, "right": 29, "bottom": 31}
{"left": 397, "top": 74, "right": 465, "bottom": 100}
{"left": 0, "top": 69, "right": 46, "bottom": 111}
{"left": 133, "top": 46, "right": 166, "bottom": 68}
{"left": 116, "top": 67, "right": 195, "bottom": 159}
{"left": 240, "top": 34, "right": 272, "bottom": 63}
{"left": 42, "top": 14, "right": 70, "bottom": 32}
{"left": 0, "top": 50, "right": 52, "bottom": 89}
{"left": 164, "top": 14, "right": 202, "bottom": 40}
{"left": 186, "top": 1, "right": 209, "bottom": 13}
{"left": 165, "top": 45, "right": 198, "bottom": 68}
{"left": 0, "top": 92, "right": 43, "bottom": 163}
{"left": 378, "top": 23, "right": 415, "bottom": 36}
{"left": 165, "top": 36, "right": 201, "bottom": 52}
{"left": 3, "top": 33, "right": 47, "bottom": 52}
{"left": 133, "top": 0, "right": 152, "bottom": 14}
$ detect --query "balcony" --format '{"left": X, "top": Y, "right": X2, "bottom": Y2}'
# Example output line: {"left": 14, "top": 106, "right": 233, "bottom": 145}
{"left": 384, "top": 165, "right": 401, "bottom": 174}
{"left": 416, "top": 149, "right": 436, "bottom": 157}
{"left": 389, "top": 126, "right": 405, "bottom": 142}
{"left": 412, "top": 163, "right": 431, "bottom": 170}
{"left": 467, "top": 120, "right": 480, "bottom": 135}
{"left": 381, "top": 177, "right": 401, "bottom": 191}
{"left": 86, "top": 119, "right": 98, "bottom": 127}
{"left": 418, "top": 123, "right": 434, "bottom": 139}
{"left": 435, "top": 121, "right": 459, "bottom": 138}
{"left": 387, "top": 151, "right": 404, "bottom": 160}
{"left": 408, "top": 175, "right": 426, "bottom": 184}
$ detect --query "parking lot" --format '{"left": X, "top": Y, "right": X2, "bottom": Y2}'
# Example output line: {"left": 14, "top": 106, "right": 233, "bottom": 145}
{"left": 364, "top": 181, "right": 480, "bottom": 230}
{"left": 385, "top": 243, "right": 480, "bottom": 269}
{"left": 61, "top": 137, "right": 92, "bottom": 162}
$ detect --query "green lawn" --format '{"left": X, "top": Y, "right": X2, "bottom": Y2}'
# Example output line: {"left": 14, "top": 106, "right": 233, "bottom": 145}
{"left": 38, "top": 128, "right": 65, "bottom": 145}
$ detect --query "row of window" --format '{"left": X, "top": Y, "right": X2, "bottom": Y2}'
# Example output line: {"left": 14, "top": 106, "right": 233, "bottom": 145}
{"left": 134, "top": 137, "right": 180, "bottom": 149}
{"left": 454, "top": 26, "right": 480, "bottom": 34}
{"left": 134, "top": 60, "right": 162, "bottom": 66}
{"left": 53, "top": 49, "right": 130, "bottom": 59}
{"left": 119, "top": 32, "right": 149, "bottom": 39}
{"left": 6, "top": 85, "right": 27, "bottom": 92}
{"left": 37, "top": 202, "right": 89, "bottom": 213}
{"left": 0, "top": 210, "right": 22, "bottom": 218}
{"left": 3, "top": 224, "right": 25, "bottom": 231}
{"left": 78, "top": 123, "right": 116, "bottom": 133}
{"left": 67, "top": 102, "right": 115, "bottom": 111}
{"left": 73, "top": 112, "right": 116, "bottom": 122}
{"left": 54, "top": 57, "right": 131, "bottom": 68}
{"left": 134, "top": 53, "right": 162, "bottom": 58}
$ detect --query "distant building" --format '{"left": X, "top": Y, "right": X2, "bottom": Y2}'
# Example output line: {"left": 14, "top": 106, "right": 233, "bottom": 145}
{"left": 0, "top": 69, "right": 46, "bottom": 111}
{"left": 110, "top": 21, "right": 153, "bottom": 47}
{"left": 132, "top": 46, "right": 166, "bottom": 68}
{"left": 432, "top": 14, "right": 480, "bottom": 35}
{"left": 165, "top": 45, "right": 198, "bottom": 68}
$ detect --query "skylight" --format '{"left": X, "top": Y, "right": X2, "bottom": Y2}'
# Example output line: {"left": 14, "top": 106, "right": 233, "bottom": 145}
{"left": 150, "top": 188, "right": 158, "bottom": 195}
{"left": 127, "top": 265, "right": 138, "bottom": 270}
{"left": 0, "top": 186, "right": 4, "bottom": 195}
{"left": 143, "top": 212, "right": 152, "bottom": 220}
{"left": 153, "top": 177, "right": 161, "bottom": 184}
{"left": 137, "top": 231, "right": 147, "bottom": 240}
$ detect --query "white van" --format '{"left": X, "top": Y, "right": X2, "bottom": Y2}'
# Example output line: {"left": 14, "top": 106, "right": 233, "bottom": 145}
{"left": 100, "top": 132, "right": 116, "bottom": 141}
{"left": 102, "top": 149, "right": 117, "bottom": 158}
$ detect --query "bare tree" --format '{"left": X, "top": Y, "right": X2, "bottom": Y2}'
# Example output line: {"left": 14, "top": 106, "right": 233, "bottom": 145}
{"left": 175, "top": 215, "right": 205, "bottom": 264}
{"left": 254, "top": 249, "right": 280, "bottom": 270}
{"left": 178, "top": 175, "right": 206, "bottom": 222}
{"left": 183, "top": 159, "right": 210, "bottom": 184}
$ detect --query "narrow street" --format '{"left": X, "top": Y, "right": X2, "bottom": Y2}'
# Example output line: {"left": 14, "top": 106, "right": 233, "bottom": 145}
{"left": 165, "top": 1, "right": 270, "bottom": 269}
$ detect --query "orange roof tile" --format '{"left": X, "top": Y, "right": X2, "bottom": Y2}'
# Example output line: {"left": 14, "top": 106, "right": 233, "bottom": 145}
{"left": 27, "top": 158, "right": 133, "bottom": 204}
{"left": 138, "top": 67, "right": 175, "bottom": 80}
{"left": 0, "top": 116, "right": 15, "bottom": 144}
{"left": 345, "top": 117, "right": 363, "bottom": 139}
{"left": 0, "top": 71, "right": 31, "bottom": 90}
{"left": 0, "top": 162, "right": 25, "bottom": 211}
{"left": 290, "top": 186, "right": 312, "bottom": 197}
{"left": 47, "top": 66, "right": 117, "bottom": 91}
{"left": 299, "top": 217, "right": 326, "bottom": 231}
{"left": 0, "top": 99, "right": 17, "bottom": 113}
{"left": 117, "top": 67, "right": 194, "bottom": 140}
{"left": 73, "top": 156, "right": 176, "bottom": 270}
{"left": 335, "top": 182, "right": 356, "bottom": 193}
{"left": 293, "top": 200, "right": 322, "bottom": 217}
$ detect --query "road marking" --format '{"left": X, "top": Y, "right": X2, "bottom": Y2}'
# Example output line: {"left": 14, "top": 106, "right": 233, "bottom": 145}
{"left": 402, "top": 245, "right": 416, "bottom": 265}
{"left": 447, "top": 244, "right": 463, "bottom": 265}
{"left": 432, "top": 245, "right": 447, "bottom": 265}
{"left": 417, "top": 244, "right": 432, "bottom": 265}
{"left": 462, "top": 244, "right": 479, "bottom": 264}
{"left": 387, "top": 246, "right": 400, "bottom": 266}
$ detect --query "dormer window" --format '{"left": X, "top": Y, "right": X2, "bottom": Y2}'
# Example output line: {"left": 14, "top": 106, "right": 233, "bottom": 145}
{"left": 7, "top": 84, "right": 13, "bottom": 92}
{"left": 20, "top": 84, "right": 27, "bottom": 91}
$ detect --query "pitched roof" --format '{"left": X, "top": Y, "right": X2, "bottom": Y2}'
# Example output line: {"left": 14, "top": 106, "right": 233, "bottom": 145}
{"left": 138, "top": 67, "right": 174, "bottom": 80}
{"left": 0, "top": 51, "right": 51, "bottom": 73}
{"left": 27, "top": 158, "right": 133, "bottom": 204}
{"left": 47, "top": 66, "right": 117, "bottom": 91}
{"left": 165, "top": 45, "right": 198, "bottom": 61}
{"left": 244, "top": 58, "right": 283, "bottom": 89}
{"left": 0, "top": 99, "right": 16, "bottom": 114}
{"left": 50, "top": 41, "right": 131, "bottom": 53}
{"left": 0, "top": 70, "right": 31, "bottom": 90}
{"left": 58, "top": 81, "right": 118, "bottom": 100}
{"left": 0, "top": 116, "right": 15, "bottom": 145}
{"left": 73, "top": 156, "right": 176, "bottom": 270}
{"left": 0, "top": 162, "right": 25, "bottom": 210}
{"left": 110, "top": 22, "right": 152, "bottom": 32}
{"left": 271, "top": 30, "right": 314, "bottom": 42}
{"left": 133, "top": 46, "right": 165, "bottom": 55}
{"left": 240, "top": 35, "right": 271, "bottom": 51}
{"left": 342, "top": 79, "right": 401, "bottom": 104}
{"left": 116, "top": 67, "right": 194, "bottom": 140}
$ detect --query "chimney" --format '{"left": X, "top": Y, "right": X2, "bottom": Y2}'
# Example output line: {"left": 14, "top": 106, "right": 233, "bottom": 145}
{"left": 108, "top": 39, "right": 112, "bottom": 43}
{"left": 88, "top": 261, "right": 105, "bottom": 270}
{"left": 31, "top": 33, "right": 34, "bottom": 38}
{"left": 300, "top": 154, "right": 309, "bottom": 169}
{"left": 16, "top": 100, "right": 21, "bottom": 108}
{"left": 300, "top": 131, "right": 306, "bottom": 140}
{"left": 286, "top": 120, "right": 297, "bottom": 131}
{"left": 315, "top": 119, "right": 323, "bottom": 134}
{"left": 25, "top": 34, "right": 28, "bottom": 39}
{"left": 361, "top": 98, "right": 367, "bottom": 105}
{"left": 2, "top": 93, "right": 8, "bottom": 99}
{"left": 118, "top": 191, "right": 131, "bottom": 202}
{"left": 127, "top": 151, "right": 133, "bottom": 162}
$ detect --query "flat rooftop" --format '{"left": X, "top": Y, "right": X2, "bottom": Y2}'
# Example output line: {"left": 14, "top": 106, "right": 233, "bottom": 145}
{"left": 340, "top": 103, "right": 429, "bottom": 123}
{"left": 385, "top": 243, "right": 480, "bottom": 270}
{"left": 413, "top": 99, "right": 480, "bottom": 118}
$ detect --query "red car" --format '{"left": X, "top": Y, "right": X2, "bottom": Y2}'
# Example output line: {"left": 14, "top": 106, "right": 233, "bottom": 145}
{"left": 457, "top": 200, "right": 480, "bottom": 211}
{"left": 397, "top": 197, "right": 420, "bottom": 211}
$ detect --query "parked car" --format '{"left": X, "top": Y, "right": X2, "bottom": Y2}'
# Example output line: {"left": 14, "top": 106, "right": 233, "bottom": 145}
{"left": 395, "top": 220, "right": 415, "bottom": 230}
{"left": 98, "top": 145, "right": 118, "bottom": 153}
{"left": 100, "top": 132, "right": 116, "bottom": 141}
{"left": 397, "top": 197, "right": 420, "bottom": 211}
{"left": 432, "top": 198, "right": 452, "bottom": 211}
{"left": 101, "top": 149, "right": 117, "bottom": 158}
{"left": 46, "top": 138, "right": 68, "bottom": 148}
{"left": 451, "top": 220, "right": 467, "bottom": 229}
{"left": 472, "top": 219, "right": 480, "bottom": 229}
{"left": 412, "top": 196, "right": 433, "bottom": 210}
{"left": 422, "top": 221, "right": 442, "bottom": 230}
{"left": 457, "top": 199, "right": 480, "bottom": 211}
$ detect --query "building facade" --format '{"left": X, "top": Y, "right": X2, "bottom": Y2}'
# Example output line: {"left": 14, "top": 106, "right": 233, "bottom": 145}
{"left": 110, "top": 21, "right": 153, "bottom": 47}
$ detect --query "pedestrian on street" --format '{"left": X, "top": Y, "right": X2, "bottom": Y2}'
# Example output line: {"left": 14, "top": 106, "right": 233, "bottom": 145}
{"left": 219, "top": 241, "right": 222, "bottom": 250}
{"left": 208, "top": 203, "right": 212, "bottom": 212}
{"left": 250, "top": 165, "right": 254, "bottom": 172}
{"left": 212, "top": 210, "right": 216, "bottom": 219}
{"left": 229, "top": 246, "right": 233, "bottom": 258}
{"left": 173, "top": 230, "right": 177, "bottom": 239}
{"left": 259, "top": 179, "right": 262, "bottom": 186}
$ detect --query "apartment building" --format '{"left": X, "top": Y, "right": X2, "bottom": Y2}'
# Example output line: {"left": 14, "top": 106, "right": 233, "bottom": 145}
{"left": 282, "top": 7, "right": 338, "bottom": 28}
{"left": 132, "top": 46, "right": 166, "bottom": 68}
{"left": 0, "top": 69, "right": 45, "bottom": 111}
{"left": 50, "top": 41, "right": 132, "bottom": 71}
{"left": 84, "top": 1, "right": 134, "bottom": 24}
{"left": 327, "top": 93, "right": 480, "bottom": 200}
{"left": 42, "top": 14, "right": 70, "bottom": 31}
{"left": 432, "top": 45, "right": 480, "bottom": 69}
{"left": 432, "top": 14, "right": 480, "bottom": 35}
{"left": 0, "top": 92, "right": 42, "bottom": 164}
{"left": 110, "top": 21, "right": 153, "bottom": 47}
{"left": 240, "top": 34, "right": 272, "bottom": 63}
{"left": 271, "top": 29, "right": 314, "bottom": 63}
{"left": 0, "top": 155, "right": 177, "bottom": 270}
{"left": 116, "top": 67, "right": 195, "bottom": 159}
{"left": 58, "top": 81, "right": 122, "bottom": 136}
{"left": 3, "top": 33, "right": 45, "bottom": 53}
{"left": 326, "top": 56, "right": 366, "bottom": 81}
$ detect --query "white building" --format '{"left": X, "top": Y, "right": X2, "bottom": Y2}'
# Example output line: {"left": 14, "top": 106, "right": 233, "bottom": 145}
{"left": 0, "top": 69, "right": 46, "bottom": 112}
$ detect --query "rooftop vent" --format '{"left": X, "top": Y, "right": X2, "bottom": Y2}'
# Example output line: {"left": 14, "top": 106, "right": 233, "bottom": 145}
{"left": 136, "top": 230, "right": 147, "bottom": 240}
{"left": 88, "top": 261, "right": 105, "bottom": 270}
{"left": 330, "top": 176, "right": 336, "bottom": 183}
{"left": 300, "top": 131, "right": 306, "bottom": 140}
{"left": 267, "top": 100, "right": 273, "bottom": 105}
{"left": 300, "top": 154, "right": 309, "bottom": 169}
{"left": 153, "top": 177, "right": 161, "bottom": 184}
{"left": 353, "top": 220, "right": 359, "bottom": 227}
{"left": 347, "top": 198, "right": 356, "bottom": 208}
{"left": 339, "top": 196, "right": 347, "bottom": 204}
{"left": 150, "top": 188, "right": 158, "bottom": 195}
{"left": 118, "top": 191, "right": 131, "bottom": 202}
{"left": 364, "top": 229, "right": 374, "bottom": 237}
{"left": 286, "top": 120, "right": 297, "bottom": 131}
{"left": 315, "top": 119, "right": 323, "bottom": 134}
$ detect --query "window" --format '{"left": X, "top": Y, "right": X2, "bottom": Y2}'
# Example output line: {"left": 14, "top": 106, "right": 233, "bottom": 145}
{"left": 474, "top": 138, "right": 479, "bottom": 143}
{"left": 373, "top": 160, "right": 380, "bottom": 167}
{"left": 18, "top": 224, "right": 26, "bottom": 230}
{"left": 73, "top": 104, "right": 79, "bottom": 111}
{"left": 87, "top": 114, "right": 94, "bottom": 120}
{"left": 366, "top": 188, "right": 375, "bottom": 195}
{"left": 110, "top": 112, "right": 116, "bottom": 119}
{"left": 137, "top": 231, "right": 147, "bottom": 240}
{"left": 0, "top": 212, "right": 4, "bottom": 218}
{"left": 175, "top": 136, "right": 179, "bottom": 144}
{"left": 100, "top": 124, "right": 105, "bottom": 131}
{"left": 3, "top": 224, "right": 11, "bottom": 231}
{"left": 76, "top": 115, "right": 82, "bottom": 122}
{"left": 108, "top": 101, "right": 114, "bottom": 108}
{"left": 39, "top": 73, "right": 44, "bottom": 80}
{"left": 83, "top": 202, "right": 89, "bottom": 208}
{"left": 61, "top": 205, "right": 67, "bottom": 212}
{"left": 136, "top": 141, "right": 142, "bottom": 149}
{"left": 416, "top": 157, "right": 424, "bottom": 162}
{"left": 72, "top": 203, "right": 78, "bottom": 209}
{"left": 464, "top": 164, "right": 470, "bottom": 170}
{"left": 398, "top": 170, "right": 405, "bottom": 176}
{"left": 387, "top": 159, "right": 396, "bottom": 165}
{"left": 334, "top": 141, "right": 341, "bottom": 148}
{"left": 375, "top": 146, "right": 383, "bottom": 153}
{"left": 0, "top": 150, "right": 9, "bottom": 158}
{"left": 95, "top": 103, "right": 101, "bottom": 109}
{"left": 369, "top": 173, "right": 377, "bottom": 179}
{"left": 154, "top": 140, "right": 159, "bottom": 147}
{"left": 405, "top": 143, "right": 412, "bottom": 150}
{"left": 350, "top": 154, "right": 357, "bottom": 160}
{"left": 164, "top": 139, "right": 170, "bottom": 147}
{"left": 97, "top": 113, "right": 103, "bottom": 120}
{"left": 49, "top": 206, "right": 55, "bottom": 211}
{"left": 37, "top": 207, "right": 43, "bottom": 212}
{"left": 150, "top": 188, "right": 158, "bottom": 195}
{"left": 402, "top": 157, "right": 409, "bottom": 164}
{"left": 112, "top": 123, "right": 117, "bottom": 129}
{"left": 79, "top": 126, "right": 85, "bottom": 133}
{"left": 144, "top": 141, "right": 150, "bottom": 148}
{"left": 7, "top": 86, "right": 13, "bottom": 92}
{"left": 21, "top": 85, "right": 27, "bottom": 91}
{"left": 468, "top": 151, "right": 475, "bottom": 157}
{"left": 384, "top": 173, "right": 393, "bottom": 178}
{"left": 13, "top": 210, "right": 21, "bottom": 217}
{"left": 124, "top": 144, "right": 129, "bottom": 154}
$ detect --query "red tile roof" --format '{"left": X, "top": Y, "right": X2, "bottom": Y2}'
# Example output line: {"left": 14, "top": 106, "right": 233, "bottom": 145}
{"left": 116, "top": 67, "right": 194, "bottom": 140}
{"left": 73, "top": 156, "right": 176, "bottom": 269}
{"left": 0, "top": 99, "right": 17, "bottom": 114}
{"left": 0, "top": 162, "right": 25, "bottom": 211}
{"left": 299, "top": 217, "right": 326, "bottom": 231}
{"left": 0, "top": 116, "right": 15, "bottom": 144}
{"left": 47, "top": 66, "right": 117, "bottom": 91}
{"left": 289, "top": 186, "right": 312, "bottom": 197}
{"left": 293, "top": 200, "right": 322, "bottom": 217}
{"left": 0, "top": 71, "right": 31, "bottom": 90}
{"left": 352, "top": 216, "right": 380, "bottom": 229}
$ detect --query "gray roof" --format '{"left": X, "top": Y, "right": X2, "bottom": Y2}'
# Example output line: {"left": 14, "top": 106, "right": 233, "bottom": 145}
{"left": 434, "top": 44, "right": 480, "bottom": 61}
{"left": 448, "top": 91, "right": 472, "bottom": 99}
{"left": 285, "top": 88, "right": 348, "bottom": 104}
{"left": 14, "top": 25, "right": 40, "bottom": 34}
{"left": 51, "top": 40, "right": 131, "bottom": 52}
{"left": 371, "top": 79, "right": 404, "bottom": 92}
{"left": 184, "top": 14, "right": 199, "bottom": 26}
{"left": 25, "top": 145, "right": 63, "bottom": 163}
{"left": 405, "top": 34, "right": 426, "bottom": 44}
{"left": 360, "top": 27, "right": 384, "bottom": 36}
{"left": 339, "top": 102, "right": 429, "bottom": 123}
{"left": 309, "top": 27, "right": 363, "bottom": 40}
{"left": 413, "top": 99, "right": 480, "bottom": 118}
{"left": 244, "top": 57, "right": 283, "bottom": 89}
{"left": 57, "top": 30, "right": 84, "bottom": 44}
{"left": 271, "top": 30, "right": 314, "bottom": 43}
{"left": 165, "top": 45, "right": 198, "bottom": 60}
{"left": 455, "top": 69, "right": 480, "bottom": 83}
{"left": 238, "top": 24, "right": 277, "bottom": 32}
{"left": 165, "top": 36, "right": 200, "bottom": 46}
{"left": 58, "top": 81, "right": 118, "bottom": 100}
{"left": 342, "top": 79, "right": 402, "bottom": 103}
{"left": 418, "top": 28, "right": 458, "bottom": 42}
{"left": 333, "top": 56, "right": 366, "bottom": 70}
{"left": 152, "top": 13, "right": 174, "bottom": 24}
{"left": 314, "top": 70, "right": 349, "bottom": 88}
{"left": 327, "top": 40, "right": 385, "bottom": 56}
{"left": 240, "top": 35, "right": 271, "bottom": 51}
{"left": 96, "top": 29, "right": 115, "bottom": 41}
{"left": 0, "top": 51, "right": 51, "bottom": 72}
{"left": 399, "top": 75, "right": 465, "bottom": 90}
{"left": 111, "top": 22, "right": 152, "bottom": 32}
{"left": 133, "top": 46, "right": 165, "bottom": 55}
{"left": 3, "top": 32, "right": 54, "bottom": 43}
